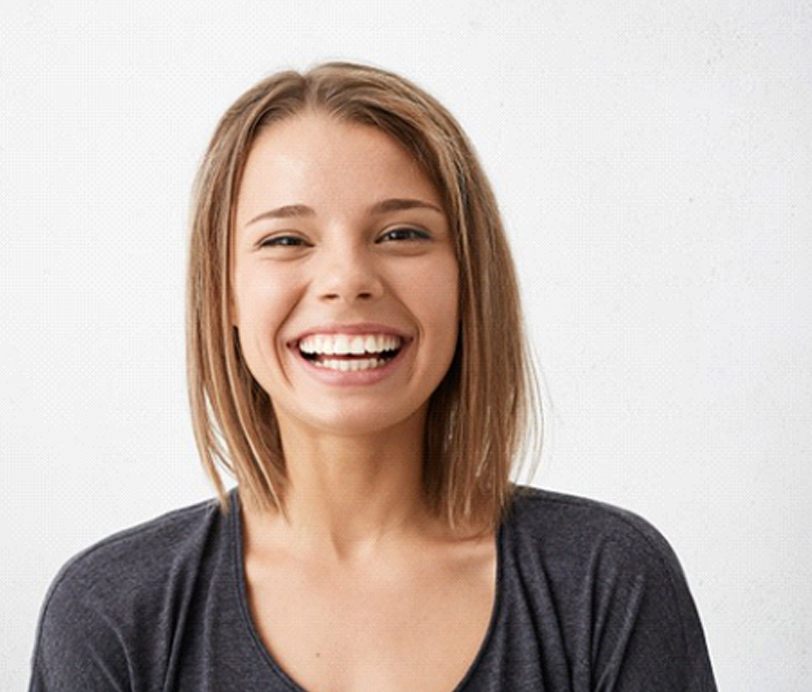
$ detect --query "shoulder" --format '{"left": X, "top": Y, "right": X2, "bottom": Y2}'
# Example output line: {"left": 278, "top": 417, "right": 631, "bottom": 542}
{"left": 30, "top": 493, "right": 229, "bottom": 689}
{"left": 501, "top": 484, "right": 718, "bottom": 690}
{"left": 502, "top": 482, "right": 698, "bottom": 615}
{"left": 505, "top": 482, "right": 684, "bottom": 572}
{"left": 45, "top": 494, "right": 223, "bottom": 602}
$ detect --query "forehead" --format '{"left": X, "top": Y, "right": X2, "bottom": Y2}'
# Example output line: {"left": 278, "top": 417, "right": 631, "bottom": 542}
{"left": 234, "top": 112, "right": 442, "bottom": 226}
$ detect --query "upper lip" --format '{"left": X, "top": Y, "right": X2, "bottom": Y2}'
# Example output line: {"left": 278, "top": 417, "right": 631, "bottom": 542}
{"left": 288, "top": 322, "right": 413, "bottom": 348}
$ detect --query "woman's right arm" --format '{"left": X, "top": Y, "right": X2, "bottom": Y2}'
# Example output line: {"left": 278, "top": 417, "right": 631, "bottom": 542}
{"left": 28, "top": 575, "right": 131, "bottom": 692}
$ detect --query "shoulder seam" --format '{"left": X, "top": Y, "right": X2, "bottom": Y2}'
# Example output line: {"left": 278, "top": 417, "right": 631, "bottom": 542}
{"left": 30, "top": 496, "right": 219, "bottom": 685}
{"left": 41, "top": 497, "right": 217, "bottom": 606}
{"left": 520, "top": 490, "right": 692, "bottom": 665}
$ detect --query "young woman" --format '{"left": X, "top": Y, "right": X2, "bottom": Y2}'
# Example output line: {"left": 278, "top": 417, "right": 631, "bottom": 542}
{"left": 29, "top": 61, "right": 718, "bottom": 691}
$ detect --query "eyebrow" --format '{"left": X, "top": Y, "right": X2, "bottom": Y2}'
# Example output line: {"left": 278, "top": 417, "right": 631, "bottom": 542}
{"left": 245, "top": 198, "right": 444, "bottom": 227}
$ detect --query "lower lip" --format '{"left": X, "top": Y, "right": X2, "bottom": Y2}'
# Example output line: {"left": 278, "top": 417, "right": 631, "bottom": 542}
{"left": 291, "top": 340, "right": 412, "bottom": 386}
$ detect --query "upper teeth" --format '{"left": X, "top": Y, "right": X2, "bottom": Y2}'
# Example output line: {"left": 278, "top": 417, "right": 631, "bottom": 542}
{"left": 298, "top": 333, "right": 404, "bottom": 355}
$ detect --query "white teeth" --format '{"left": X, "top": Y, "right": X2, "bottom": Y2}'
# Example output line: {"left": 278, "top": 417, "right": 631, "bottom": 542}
{"left": 349, "top": 336, "right": 365, "bottom": 355}
{"left": 313, "top": 357, "right": 389, "bottom": 371}
{"left": 299, "top": 333, "right": 403, "bottom": 355}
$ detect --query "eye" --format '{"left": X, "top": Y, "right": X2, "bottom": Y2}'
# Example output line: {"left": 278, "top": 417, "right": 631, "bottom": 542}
{"left": 259, "top": 235, "right": 305, "bottom": 248}
{"left": 258, "top": 228, "right": 430, "bottom": 248}
{"left": 380, "top": 227, "right": 430, "bottom": 242}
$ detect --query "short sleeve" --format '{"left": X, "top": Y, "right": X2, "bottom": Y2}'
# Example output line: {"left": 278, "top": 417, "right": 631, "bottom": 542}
{"left": 590, "top": 521, "right": 718, "bottom": 692}
{"left": 28, "top": 573, "right": 131, "bottom": 692}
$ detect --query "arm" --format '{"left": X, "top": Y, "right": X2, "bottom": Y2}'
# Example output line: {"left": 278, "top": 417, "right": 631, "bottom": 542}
{"left": 590, "top": 525, "right": 718, "bottom": 691}
{"left": 28, "top": 575, "right": 131, "bottom": 692}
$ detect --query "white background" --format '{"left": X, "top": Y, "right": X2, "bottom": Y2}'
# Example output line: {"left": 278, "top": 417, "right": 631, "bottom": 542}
{"left": 2, "top": 1, "right": 811, "bottom": 689}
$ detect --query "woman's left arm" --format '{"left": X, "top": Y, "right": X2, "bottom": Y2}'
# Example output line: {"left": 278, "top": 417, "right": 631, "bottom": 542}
{"left": 589, "top": 520, "right": 719, "bottom": 691}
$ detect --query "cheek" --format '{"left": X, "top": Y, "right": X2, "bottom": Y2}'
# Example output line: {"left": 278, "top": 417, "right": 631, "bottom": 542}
{"left": 399, "top": 256, "right": 459, "bottom": 346}
{"left": 409, "top": 246, "right": 456, "bottom": 281}
{"left": 414, "top": 256, "right": 458, "bottom": 316}
{"left": 232, "top": 268, "right": 291, "bottom": 333}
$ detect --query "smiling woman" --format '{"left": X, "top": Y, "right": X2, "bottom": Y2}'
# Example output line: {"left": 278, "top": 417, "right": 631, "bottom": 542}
{"left": 190, "top": 65, "right": 537, "bottom": 539}
{"left": 27, "top": 61, "right": 718, "bottom": 691}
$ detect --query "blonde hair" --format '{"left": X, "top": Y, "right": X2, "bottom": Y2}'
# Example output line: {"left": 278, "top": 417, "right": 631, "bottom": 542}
{"left": 185, "top": 60, "right": 544, "bottom": 535}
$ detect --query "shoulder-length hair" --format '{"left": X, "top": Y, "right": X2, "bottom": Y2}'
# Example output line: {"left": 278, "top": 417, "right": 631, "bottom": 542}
{"left": 186, "top": 60, "right": 544, "bottom": 535}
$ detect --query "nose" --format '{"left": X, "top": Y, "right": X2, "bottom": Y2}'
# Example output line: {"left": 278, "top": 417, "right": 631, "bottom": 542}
{"left": 315, "top": 237, "right": 385, "bottom": 304}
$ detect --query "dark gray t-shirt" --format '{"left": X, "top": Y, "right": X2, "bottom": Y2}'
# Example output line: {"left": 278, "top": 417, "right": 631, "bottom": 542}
{"left": 28, "top": 483, "right": 718, "bottom": 691}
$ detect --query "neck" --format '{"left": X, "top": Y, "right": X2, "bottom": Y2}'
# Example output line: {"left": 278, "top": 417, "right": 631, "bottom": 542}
{"left": 242, "top": 410, "right": 442, "bottom": 568}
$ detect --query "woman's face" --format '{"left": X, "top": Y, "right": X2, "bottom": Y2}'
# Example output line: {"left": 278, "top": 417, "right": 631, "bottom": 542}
{"left": 231, "top": 111, "right": 460, "bottom": 438}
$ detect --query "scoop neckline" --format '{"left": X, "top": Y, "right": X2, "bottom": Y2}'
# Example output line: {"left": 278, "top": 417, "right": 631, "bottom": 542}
{"left": 229, "top": 485, "right": 506, "bottom": 691}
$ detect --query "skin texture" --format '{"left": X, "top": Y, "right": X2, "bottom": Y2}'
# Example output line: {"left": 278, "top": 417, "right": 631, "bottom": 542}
{"left": 230, "top": 109, "right": 461, "bottom": 569}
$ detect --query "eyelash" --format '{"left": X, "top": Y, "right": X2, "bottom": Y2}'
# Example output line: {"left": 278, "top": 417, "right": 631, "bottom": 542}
{"left": 259, "top": 227, "right": 430, "bottom": 248}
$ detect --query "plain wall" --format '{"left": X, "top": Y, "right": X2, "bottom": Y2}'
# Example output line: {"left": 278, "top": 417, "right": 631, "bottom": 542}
{"left": 2, "top": 1, "right": 810, "bottom": 689}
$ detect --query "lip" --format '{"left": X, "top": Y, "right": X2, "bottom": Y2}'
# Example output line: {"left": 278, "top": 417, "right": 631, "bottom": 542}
{"left": 287, "top": 322, "right": 413, "bottom": 348}
{"left": 291, "top": 337, "right": 412, "bottom": 387}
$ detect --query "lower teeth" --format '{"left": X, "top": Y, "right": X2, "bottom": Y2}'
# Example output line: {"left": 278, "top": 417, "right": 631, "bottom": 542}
{"left": 312, "top": 357, "right": 390, "bottom": 372}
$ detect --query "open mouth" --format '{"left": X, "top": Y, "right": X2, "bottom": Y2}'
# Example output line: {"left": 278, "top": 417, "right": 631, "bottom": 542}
{"left": 298, "top": 343, "right": 403, "bottom": 364}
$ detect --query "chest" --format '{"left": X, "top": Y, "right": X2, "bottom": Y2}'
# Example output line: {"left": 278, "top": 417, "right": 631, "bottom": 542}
{"left": 243, "top": 543, "right": 497, "bottom": 692}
